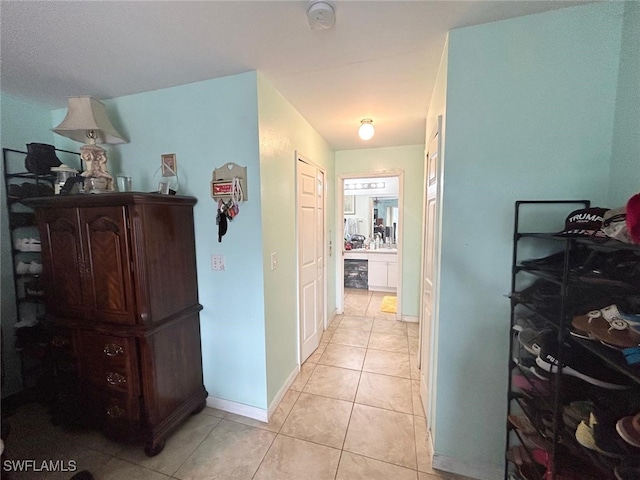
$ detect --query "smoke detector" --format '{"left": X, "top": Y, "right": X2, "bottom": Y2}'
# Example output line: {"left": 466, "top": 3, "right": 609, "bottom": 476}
{"left": 307, "top": 0, "right": 336, "bottom": 30}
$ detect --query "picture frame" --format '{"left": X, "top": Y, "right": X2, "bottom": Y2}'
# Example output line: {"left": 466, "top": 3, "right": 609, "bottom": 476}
{"left": 344, "top": 195, "right": 355, "bottom": 215}
{"left": 161, "top": 153, "right": 177, "bottom": 177}
{"left": 157, "top": 181, "right": 170, "bottom": 195}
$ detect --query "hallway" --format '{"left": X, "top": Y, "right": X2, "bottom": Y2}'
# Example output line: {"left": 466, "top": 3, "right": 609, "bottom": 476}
{"left": 2, "top": 291, "right": 470, "bottom": 480}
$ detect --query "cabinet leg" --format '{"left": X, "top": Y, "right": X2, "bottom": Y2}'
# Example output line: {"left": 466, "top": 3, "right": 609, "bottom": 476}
{"left": 144, "top": 437, "right": 165, "bottom": 457}
{"left": 191, "top": 399, "right": 206, "bottom": 415}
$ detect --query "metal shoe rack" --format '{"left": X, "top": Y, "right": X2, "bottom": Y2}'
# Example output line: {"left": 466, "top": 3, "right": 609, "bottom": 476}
{"left": 505, "top": 200, "right": 640, "bottom": 480}
{"left": 2, "top": 147, "right": 80, "bottom": 395}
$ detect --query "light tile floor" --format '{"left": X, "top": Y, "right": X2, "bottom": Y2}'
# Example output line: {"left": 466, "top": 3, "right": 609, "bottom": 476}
{"left": 2, "top": 290, "right": 474, "bottom": 480}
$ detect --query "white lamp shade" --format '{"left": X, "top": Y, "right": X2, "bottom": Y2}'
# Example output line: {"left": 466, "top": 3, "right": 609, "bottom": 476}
{"left": 358, "top": 120, "right": 375, "bottom": 140}
{"left": 52, "top": 96, "right": 127, "bottom": 145}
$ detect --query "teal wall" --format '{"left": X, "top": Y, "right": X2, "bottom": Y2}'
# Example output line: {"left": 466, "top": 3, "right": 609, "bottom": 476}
{"left": 609, "top": 1, "right": 640, "bottom": 206}
{"left": 9, "top": 70, "right": 338, "bottom": 412}
{"left": 335, "top": 145, "right": 424, "bottom": 317}
{"left": 53, "top": 73, "right": 270, "bottom": 409}
{"left": 257, "top": 74, "right": 335, "bottom": 405}
{"left": 0, "top": 94, "right": 57, "bottom": 396}
{"left": 436, "top": 3, "right": 625, "bottom": 475}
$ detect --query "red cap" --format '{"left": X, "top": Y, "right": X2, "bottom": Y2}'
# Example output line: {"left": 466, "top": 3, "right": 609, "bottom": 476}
{"left": 626, "top": 193, "right": 640, "bottom": 243}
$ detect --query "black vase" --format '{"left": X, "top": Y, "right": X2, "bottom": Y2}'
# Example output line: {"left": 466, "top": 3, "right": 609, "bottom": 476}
{"left": 24, "top": 143, "right": 61, "bottom": 175}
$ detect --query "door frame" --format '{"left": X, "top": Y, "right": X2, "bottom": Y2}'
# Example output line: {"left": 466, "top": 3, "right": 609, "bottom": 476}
{"left": 418, "top": 115, "right": 443, "bottom": 431}
{"left": 336, "top": 171, "right": 404, "bottom": 319}
{"left": 296, "top": 151, "right": 327, "bottom": 365}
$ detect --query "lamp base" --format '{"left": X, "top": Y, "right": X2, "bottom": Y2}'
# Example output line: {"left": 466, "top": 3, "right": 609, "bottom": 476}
{"left": 80, "top": 144, "right": 114, "bottom": 192}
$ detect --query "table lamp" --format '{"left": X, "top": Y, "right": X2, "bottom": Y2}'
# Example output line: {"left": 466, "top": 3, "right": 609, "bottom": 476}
{"left": 52, "top": 96, "right": 127, "bottom": 192}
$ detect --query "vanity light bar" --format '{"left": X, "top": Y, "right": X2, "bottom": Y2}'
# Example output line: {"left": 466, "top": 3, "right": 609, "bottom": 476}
{"left": 345, "top": 182, "right": 385, "bottom": 190}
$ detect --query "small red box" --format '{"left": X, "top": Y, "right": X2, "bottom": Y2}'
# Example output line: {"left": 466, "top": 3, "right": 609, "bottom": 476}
{"left": 212, "top": 182, "right": 233, "bottom": 196}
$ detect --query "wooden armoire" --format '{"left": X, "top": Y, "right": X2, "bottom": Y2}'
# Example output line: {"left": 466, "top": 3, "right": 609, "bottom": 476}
{"left": 25, "top": 193, "right": 207, "bottom": 456}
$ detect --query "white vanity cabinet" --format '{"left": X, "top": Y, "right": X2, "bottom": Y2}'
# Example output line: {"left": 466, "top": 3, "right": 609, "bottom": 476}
{"left": 343, "top": 250, "right": 397, "bottom": 292}
{"left": 367, "top": 252, "right": 398, "bottom": 291}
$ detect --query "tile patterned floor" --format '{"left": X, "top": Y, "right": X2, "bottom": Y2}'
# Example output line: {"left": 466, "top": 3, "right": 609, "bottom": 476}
{"left": 2, "top": 290, "right": 474, "bottom": 480}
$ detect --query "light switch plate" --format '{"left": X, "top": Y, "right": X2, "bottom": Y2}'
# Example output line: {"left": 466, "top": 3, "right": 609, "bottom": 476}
{"left": 270, "top": 252, "right": 278, "bottom": 271}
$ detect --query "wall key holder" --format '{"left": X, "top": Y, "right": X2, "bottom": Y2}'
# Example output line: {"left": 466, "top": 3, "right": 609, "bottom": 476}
{"left": 211, "top": 162, "right": 247, "bottom": 202}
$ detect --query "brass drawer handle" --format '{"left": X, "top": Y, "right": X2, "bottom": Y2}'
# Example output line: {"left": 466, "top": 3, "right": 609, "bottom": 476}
{"left": 106, "top": 372, "right": 127, "bottom": 386}
{"left": 103, "top": 344, "right": 124, "bottom": 356}
{"left": 106, "top": 405, "right": 124, "bottom": 419}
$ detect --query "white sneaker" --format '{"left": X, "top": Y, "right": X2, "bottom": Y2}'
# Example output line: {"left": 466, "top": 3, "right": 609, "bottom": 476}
{"left": 28, "top": 261, "right": 43, "bottom": 274}
{"left": 15, "top": 261, "right": 29, "bottom": 274}
{"left": 14, "top": 317, "right": 38, "bottom": 328}
{"left": 15, "top": 303, "right": 38, "bottom": 328}
{"left": 23, "top": 238, "right": 41, "bottom": 252}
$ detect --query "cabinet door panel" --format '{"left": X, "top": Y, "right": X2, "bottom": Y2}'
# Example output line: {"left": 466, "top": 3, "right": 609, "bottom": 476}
{"left": 81, "top": 207, "right": 135, "bottom": 325}
{"left": 387, "top": 263, "right": 398, "bottom": 288}
{"left": 38, "top": 208, "right": 88, "bottom": 319}
{"left": 368, "top": 261, "right": 388, "bottom": 287}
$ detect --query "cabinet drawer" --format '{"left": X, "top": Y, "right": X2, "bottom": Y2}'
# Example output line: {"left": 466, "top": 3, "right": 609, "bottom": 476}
{"left": 78, "top": 332, "right": 139, "bottom": 395}
{"left": 104, "top": 392, "right": 140, "bottom": 438}
{"left": 368, "top": 253, "right": 397, "bottom": 263}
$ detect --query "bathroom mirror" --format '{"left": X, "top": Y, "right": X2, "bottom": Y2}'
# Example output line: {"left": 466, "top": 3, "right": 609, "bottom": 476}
{"left": 371, "top": 197, "right": 398, "bottom": 244}
{"left": 343, "top": 176, "right": 399, "bottom": 247}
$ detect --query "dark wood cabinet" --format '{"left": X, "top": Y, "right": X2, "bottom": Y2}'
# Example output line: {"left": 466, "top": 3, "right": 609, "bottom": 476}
{"left": 24, "top": 193, "right": 207, "bottom": 456}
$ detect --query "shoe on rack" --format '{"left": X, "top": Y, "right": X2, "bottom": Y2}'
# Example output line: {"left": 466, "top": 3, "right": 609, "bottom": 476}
{"left": 28, "top": 261, "right": 43, "bottom": 274}
{"left": 13, "top": 238, "right": 25, "bottom": 251}
{"left": 518, "top": 328, "right": 556, "bottom": 357}
{"left": 23, "top": 238, "right": 41, "bottom": 252}
{"left": 14, "top": 303, "right": 39, "bottom": 328}
{"left": 615, "top": 457, "right": 640, "bottom": 480}
{"left": 535, "top": 339, "right": 633, "bottom": 390}
{"left": 506, "top": 445, "right": 533, "bottom": 466}
{"left": 513, "top": 374, "right": 552, "bottom": 398}
{"left": 508, "top": 414, "right": 537, "bottom": 436}
{"left": 24, "top": 279, "right": 44, "bottom": 297}
{"left": 513, "top": 356, "right": 553, "bottom": 381}
{"left": 563, "top": 400, "right": 595, "bottom": 432}
{"left": 576, "top": 410, "right": 632, "bottom": 458}
{"left": 592, "top": 411, "right": 636, "bottom": 458}
{"left": 521, "top": 246, "right": 594, "bottom": 274}
{"left": 576, "top": 249, "right": 640, "bottom": 289}
{"left": 616, "top": 412, "right": 640, "bottom": 448}
{"left": 510, "top": 279, "right": 561, "bottom": 308}
{"left": 14, "top": 238, "right": 41, "bottom": 252}
{"left": 15, "top": 261, "right": 29, "bottom": 274}
{"left": 572, "top": 305, "right": 640, "bottom": 349}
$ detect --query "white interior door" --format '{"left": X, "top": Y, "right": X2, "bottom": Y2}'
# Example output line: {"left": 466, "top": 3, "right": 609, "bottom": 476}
{"left": 419, "top": 119, "right": 441, "bottom": 427}
{"left": 298, "top": 157, "right": 325, "bottom": 363}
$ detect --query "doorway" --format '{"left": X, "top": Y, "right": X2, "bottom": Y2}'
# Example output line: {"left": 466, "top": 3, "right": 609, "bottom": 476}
{"left": 298, "top": 154, "right": 326, "bottom": 364}
{"left": 337, "top": 172, "right": 403, "bottom": 318}
{"left": 419, "top": 117, "right": 442, "bottom": 428}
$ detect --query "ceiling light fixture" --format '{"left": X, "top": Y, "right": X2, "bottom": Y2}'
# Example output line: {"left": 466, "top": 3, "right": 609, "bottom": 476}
{"left": 358, "top": 119, "right": 374, "bottom": 141}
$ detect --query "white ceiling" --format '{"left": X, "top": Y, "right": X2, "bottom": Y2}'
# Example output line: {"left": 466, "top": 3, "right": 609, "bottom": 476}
{"left": 0, "top": 1, "right": 590, "bottom": 151}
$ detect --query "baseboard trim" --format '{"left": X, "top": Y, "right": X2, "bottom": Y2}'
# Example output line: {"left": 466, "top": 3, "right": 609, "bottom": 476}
{"left": 267, "top": 365, "right": 300, "bottom": 419}
{"left": 327, "top": 309, "right": 338, "bottom": 327}
{"left": 206, "top": 396, "right": 268, "bottom": 423}
{"left": 402, "top": 315, "right": 419, "bottom": 323}
{"left": 432, "top": 453, "right": 503, "bottom": 480}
